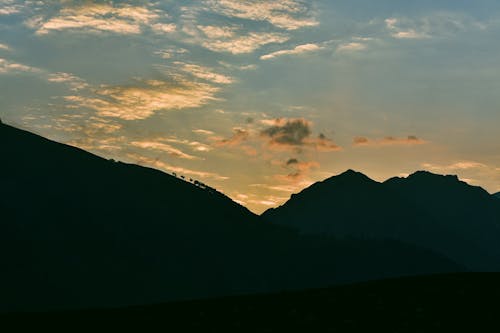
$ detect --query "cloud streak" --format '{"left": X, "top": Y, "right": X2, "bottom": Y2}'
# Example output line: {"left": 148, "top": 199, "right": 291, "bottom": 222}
{"left": 130, "top": 141, "right": 199, "bottom": 160}
{"left": 353, "top": 136, "right": 427, "bottom": 147}
{"left": 260, "top": 43, "right": 322, "bottom": 60}
{"left": 175, "top": 62, "right": 234, "bottom": 84}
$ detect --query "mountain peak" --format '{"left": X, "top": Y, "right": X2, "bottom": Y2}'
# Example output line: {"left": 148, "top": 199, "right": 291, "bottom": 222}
{"left": 325, "top": 169, "right": 375, "bottom": 183}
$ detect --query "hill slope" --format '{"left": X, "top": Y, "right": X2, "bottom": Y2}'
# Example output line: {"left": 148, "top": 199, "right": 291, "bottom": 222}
{"left": 3, "top": 273, "right": 499, "bottom": 332}
{"left": 495, "top": 192, "right": 500, "bottom": 199}
{"left": 263, "top": 170, "right": 500, "bottom": 271}
{"left": 0, "top": 123, "right": 461, "bottom": 312}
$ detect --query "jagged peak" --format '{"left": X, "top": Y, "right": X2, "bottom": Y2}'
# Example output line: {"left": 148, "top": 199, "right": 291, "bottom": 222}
{"left": 408, "top": 170, "right": 459, "bottom": 180}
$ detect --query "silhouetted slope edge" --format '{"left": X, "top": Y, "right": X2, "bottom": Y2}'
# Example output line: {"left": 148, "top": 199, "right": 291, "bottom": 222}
{"left": 495, "top": 192, "right": 500, "bottom": 199}
{"left": 263, "top": 170, "right": 500, "bottom": 271}
{"left": 0, "top": 123, "right": 461, "bottom": 312}
{"left": 3, "top": 273, "right": 499, "bottom": 332}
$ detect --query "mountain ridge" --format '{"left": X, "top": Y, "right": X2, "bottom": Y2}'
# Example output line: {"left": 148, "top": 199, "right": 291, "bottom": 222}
{"left": 263, "top": 168, "right": 500, "bottom": 271}
{"left": 0, "top": 122, "right": 461, "bottom": 312}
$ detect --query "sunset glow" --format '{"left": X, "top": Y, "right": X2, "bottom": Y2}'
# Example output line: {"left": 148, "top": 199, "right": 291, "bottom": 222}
{"left": 1, "top": 0, "right": 499, "bottom": 213}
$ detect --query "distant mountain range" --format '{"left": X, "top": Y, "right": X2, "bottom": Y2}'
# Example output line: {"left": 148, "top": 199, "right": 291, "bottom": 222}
{"left": 0, "top": 122, "right": 491, "bottom": 312}
{"left": 263, "top": 169, "right": 500, "bottom": 271}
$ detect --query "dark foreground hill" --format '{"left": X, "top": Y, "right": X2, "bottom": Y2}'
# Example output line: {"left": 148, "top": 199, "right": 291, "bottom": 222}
{"left": 495, "top": 192, "right": 500, "bottom": 199}
{"left": 3, "top": 273, "right": 499, "bottom": 332}
{"left": 263, "top": 170, "right": 500, "bottom": 271}
{"left": 0, "top": 123, "right": 460, "bottom": 312}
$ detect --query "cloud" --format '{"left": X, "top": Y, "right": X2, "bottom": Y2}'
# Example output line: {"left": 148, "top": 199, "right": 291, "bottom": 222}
{"left": 0, "top": 43, "right": 10, "bottom": 51}
{"left": 151, "top": 23, "right": 177, "bottom": 34}
{"left": 337, "top": 42, "right": 367, "bottom": 52}
{"left": 0, "top": 57, "right": 41, "bottom": 74}
{"left": 261, "top": 118, "right": 311, "bottom": 147}
{"left": 154, "top": 47, "right": 189, "bottom": 59}
{"left": 128, "top": 153, "right": 229, "bottom": 181}
{"left": 175, "top": 62, "right": 234, "bottom": 84}
{"left": 422, "top": 161, "right": 488, "bottom": 171}
{"left": 218, "top": 61, "right": 258, "bottom": 71}
{"left": 204, "top": 0, "right": 318, "bottom": 30}
{"left": 48, "top": 72, "right": 88, "bottom": 91}
{"left": 353, "top": 135, "right": 428, "bottom": 147}
{"left": 31, "top": 3, "right": 171, "bottom": 35}
{"left": 64, "top": 79, "right": 219, "bottom": 120}
{"left": 385, "top": 17, "right": 430, "bottom": 39}
{"left": 193, "top": 129, "right": 215, "bottom": 136}
{"left": 0, "top": 0, "right": 21, "bottom": 15}
{"left": 311, "top": 133, "right": 342, "bottom": 152}
{"left": 216, "top": 128, "right": 250, "bottom": 146}
{"left": 130, "top": 141, "right": 199, "bottom": 160}
{"left": 281, "top": 158, "right": 320, "bottom": 181}
{"left": 201, "top": 32, "right": 289, "bottom": 54}
{"left": 260, "top": 43, "right": 322, "bottom": 60}
{"left": 260, "top": 118, "right": 341, "bottom": 152}
{"left": 197, "top": 25, "right": 236, "bottom": 39}
{"left": 162, "top": 137, "right": 213, "bottom": 152}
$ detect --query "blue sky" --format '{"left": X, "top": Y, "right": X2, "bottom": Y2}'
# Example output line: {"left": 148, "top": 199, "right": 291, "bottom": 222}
{"left": 1, "top": 0, "right": 500, "bottom": 213}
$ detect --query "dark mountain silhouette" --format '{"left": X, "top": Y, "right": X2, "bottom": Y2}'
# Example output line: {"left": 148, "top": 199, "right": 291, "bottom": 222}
{"left": 263, "top": 170, "right": 500, "bottom": 271}
{"left": 495, "top": 192, "right": 500, "bottom": 199}
{"left": 3, "top": 273, "right": 500, "bottom": 332}
{"left": 0, "top": 123, "right": 461, "bottom": 312}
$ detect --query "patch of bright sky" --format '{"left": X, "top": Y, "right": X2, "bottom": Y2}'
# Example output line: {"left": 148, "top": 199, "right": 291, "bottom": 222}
{"left": 1, "top": 0, "right": 500, "bottom": 213}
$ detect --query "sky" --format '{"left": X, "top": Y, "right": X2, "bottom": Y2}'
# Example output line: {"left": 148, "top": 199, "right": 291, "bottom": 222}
{"left": 1, "top": 0, "right": 500, "bottom": 214}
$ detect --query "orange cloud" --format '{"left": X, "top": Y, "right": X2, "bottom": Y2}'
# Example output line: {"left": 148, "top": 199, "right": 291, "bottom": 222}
{"left": 353, "top": 135, "right": 427, "bottom": 147}
{"left": 215, "top": 128, "right": 250, "bottom": 147}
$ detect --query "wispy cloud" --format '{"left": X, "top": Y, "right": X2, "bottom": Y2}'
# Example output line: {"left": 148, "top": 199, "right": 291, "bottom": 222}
{"left": 337, "top": 42, "right": 367, "bottom": 52}
{"left": 162, "top": 137, "right": 213, "bottom": 152}
{"left": 0, "top": 0, "right": 22, "bottom": 15}
{"left": 151, "top": 23, "right": 177, "bottom": 34}
{"left": 260, "top": 43, "right": 322, "bottom": 60}
{"left": 128, "top": 153, "right": 229, "bottom": 181}
{"left": 281, "top": 158, "right": 320, "bottom": 181}
{"left": 0, "top": 57, "right": 40, "bottom": 74}
{"left": 385, "top": 18, "right": 429, "bottom": 39}
{"left": 130, "top": 141, "right": 199, "bottom": 160}
{"left": 64, "top": 79, "right": 219, "bottom": 120}
{"left": 30, "top": 3, "right": 171, "bottom": 35}
{"left": 203, "top": 0, "right": 318, "bottom": 30}
{"left": 193, "top": 129, "right": 215, "bottom": 136}
{"left": 422, "top": 161, "right": 488, "bottom": 171}
{"left": 218, "top": 61, "right": 258, "bottom": 71}
{"left": 201, "top": 32, "right": 289, "bottom": 54}
{"left": 154, "top": 47, "right": 189, "bottom": 59}
{"left": 48, "top": 72, "right": 88, "bottom": 91}
{"left": 216, "top": 128, "right": 250, "bottom": 147}
{"left": 197, "top": 25, "right": 237, "bottom": 39}
{"left": 0, "top": 43, "right": 10, "bottom": 51}
{"left": 353, "top": 136, "right": 428, "bottom": 147}
{"left": 175, "top": 62, "right": 234, "bottom": 84}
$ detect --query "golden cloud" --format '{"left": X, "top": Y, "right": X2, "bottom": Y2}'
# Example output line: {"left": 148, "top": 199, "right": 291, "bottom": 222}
{"left": 204, "top": 0, "right": 318, "bottom": 30}
{"left": 260, "top": 43, "right": 322, "bottom": 60}
{"left": 32, "top": 3, "right": 172, "bottom": 35}
{"left": 64, "top": 79, "right": 220, "bottom": 120}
